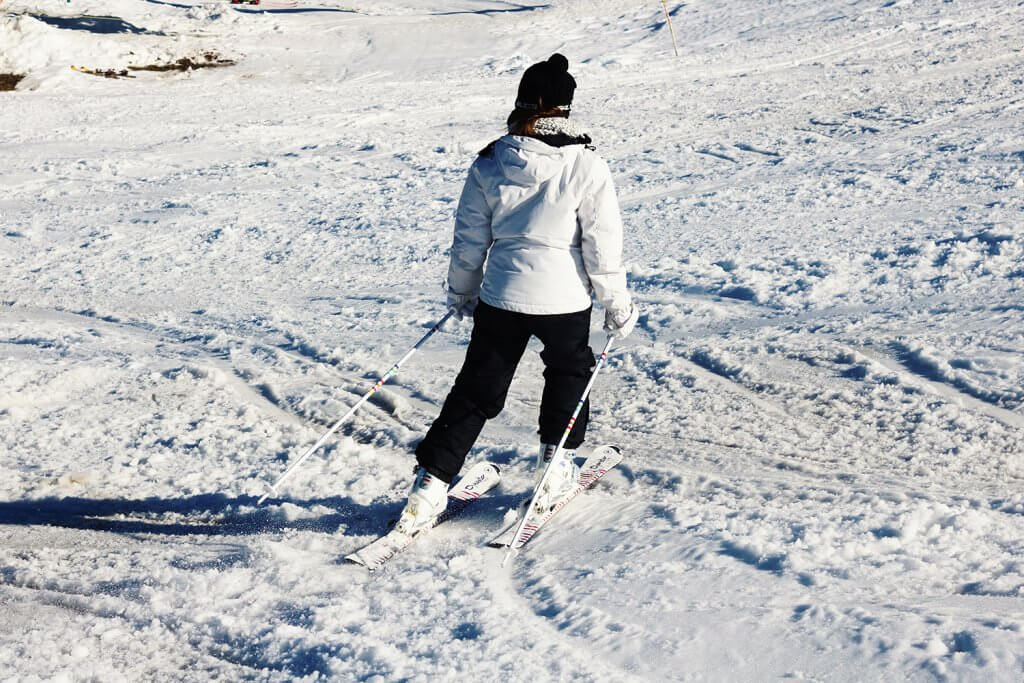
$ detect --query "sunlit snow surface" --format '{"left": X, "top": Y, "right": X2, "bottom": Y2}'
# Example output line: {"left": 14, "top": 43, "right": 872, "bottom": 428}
{"left": 1, "top": 0, "right": 1023, "bottom": 679}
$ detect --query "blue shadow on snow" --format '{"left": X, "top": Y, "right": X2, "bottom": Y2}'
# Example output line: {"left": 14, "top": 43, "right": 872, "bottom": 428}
{"left": 140, "top": 0, "right": 358, "bottom": 13}
{"left": 231, "top": 6, "right": 361, "bottom": 14}
{"left": 0, "top": 492, "right": 396, "bottom": 537}
{"left": 141, "top": 0, "right": 193, "bottom": 7}
{"left": 430, "top": 4, "right": 550, "bottom": 16}
{"left": 719, "top": 540, "right": 786, "bottom": 573}
{"left": 29, "top": 14, "right": 168, "bottom": 35}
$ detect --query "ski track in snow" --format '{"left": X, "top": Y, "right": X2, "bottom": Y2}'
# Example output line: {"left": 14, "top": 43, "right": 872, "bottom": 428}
{"left": 2, "top": 0, "right": 1023, "bottom": 680}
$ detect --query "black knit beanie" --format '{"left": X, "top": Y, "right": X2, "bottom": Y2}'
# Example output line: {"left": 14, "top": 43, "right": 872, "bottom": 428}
{"left": 514, "top": 53, "right": 576, "bottom": 111}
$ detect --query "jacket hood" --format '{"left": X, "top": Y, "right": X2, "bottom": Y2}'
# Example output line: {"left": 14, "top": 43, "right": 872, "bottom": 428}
{"left": 493, "top": 135, "right": 575, "bottom": 186}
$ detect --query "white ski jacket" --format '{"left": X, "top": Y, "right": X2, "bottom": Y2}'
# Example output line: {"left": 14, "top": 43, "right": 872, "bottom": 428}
{"left": 446, "top": 134, "right": 632, "bottom": 317}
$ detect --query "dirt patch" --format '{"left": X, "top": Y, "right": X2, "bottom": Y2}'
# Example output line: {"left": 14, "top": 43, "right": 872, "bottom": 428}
{"left": 0, "top": 74, "right": 26, "bottom": 91}
{"left": 129, "top": 52, "right": 236, "bottom": 73}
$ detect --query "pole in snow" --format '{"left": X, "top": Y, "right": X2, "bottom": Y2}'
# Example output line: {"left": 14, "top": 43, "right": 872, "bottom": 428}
{"left": 502, "top": 334, "right": 616, "bottom": 567}
{"left": 661, "top": 0, "right": 680, "bottom": 57}
{"left": 256, "top": 309, "right": 457, "bottom": 505}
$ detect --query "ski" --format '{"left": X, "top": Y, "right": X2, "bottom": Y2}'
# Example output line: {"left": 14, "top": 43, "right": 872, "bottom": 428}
{"left": 345, "top": 461, "right": 500, "bottom": 571}
{"left": 488, "top": 444, "right": 622, "bottom": 551}
{"left": 71, "top": 66, "right": 135, "bottom": 79}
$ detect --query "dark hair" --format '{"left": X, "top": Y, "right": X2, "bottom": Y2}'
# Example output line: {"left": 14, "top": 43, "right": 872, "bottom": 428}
{"left": 506, "top": 106, "right": 570, "bottom": 136}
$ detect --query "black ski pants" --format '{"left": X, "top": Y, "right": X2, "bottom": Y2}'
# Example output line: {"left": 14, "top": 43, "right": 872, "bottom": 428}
{"left": 416, "top": 301, "right": 595, "bottom": 483}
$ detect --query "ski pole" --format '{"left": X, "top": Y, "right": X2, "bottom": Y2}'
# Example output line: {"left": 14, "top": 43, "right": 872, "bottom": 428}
{"left": 502, "top": 334, "right": 616, "bottom": 567}
{"left": 661, "top": 0, "right": 680, "bottom": 57}
{"left": 257, "top": 308, "right": 457, "bottom": 505}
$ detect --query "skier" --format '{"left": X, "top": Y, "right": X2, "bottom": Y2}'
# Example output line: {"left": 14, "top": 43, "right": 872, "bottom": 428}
{"left": 396, "top": 53, "right": 638, "bottom": 535}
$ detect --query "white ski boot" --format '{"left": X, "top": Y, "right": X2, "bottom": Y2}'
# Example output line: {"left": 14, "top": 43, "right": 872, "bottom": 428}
{"left": 531, "top": 443, "right": 580, "bottom": 513}
{"left": 395, "top": 466, "right": 449, "bottom": 535}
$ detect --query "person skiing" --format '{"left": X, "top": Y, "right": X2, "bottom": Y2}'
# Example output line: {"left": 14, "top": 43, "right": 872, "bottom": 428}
{"left": 395, "top": 53, "right": 638, "bottom": 535}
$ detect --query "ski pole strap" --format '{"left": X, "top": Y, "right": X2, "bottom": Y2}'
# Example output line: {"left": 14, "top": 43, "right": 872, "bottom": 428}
{"left": 257, "top": 309, "right": 456, "bottom": 505}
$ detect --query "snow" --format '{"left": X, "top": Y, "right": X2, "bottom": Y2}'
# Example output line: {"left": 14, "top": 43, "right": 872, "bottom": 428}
{"left": 1, "top": 0, "right": 1023, "bottom": 679}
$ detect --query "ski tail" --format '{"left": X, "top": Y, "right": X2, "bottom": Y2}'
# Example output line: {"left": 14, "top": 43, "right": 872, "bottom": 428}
{"left": 346, "top": 461, "right": 500, "bottom": 571}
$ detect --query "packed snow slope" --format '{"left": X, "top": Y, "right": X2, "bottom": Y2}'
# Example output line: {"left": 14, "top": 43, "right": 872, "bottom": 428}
{"left": 2, "top": 0, "right": 1023, "bottom": 680}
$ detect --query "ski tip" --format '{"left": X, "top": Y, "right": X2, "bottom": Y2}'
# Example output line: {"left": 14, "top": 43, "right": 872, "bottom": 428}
{"left": 594, "top": 444, "right": 622, "bottom": 458}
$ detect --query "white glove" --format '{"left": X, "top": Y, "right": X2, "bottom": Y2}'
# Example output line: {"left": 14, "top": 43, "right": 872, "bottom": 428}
{"left": 603, "top": 303, "right": 638, "bottom": 339}
{"left": 447, "top": 290, "right": 479, "bottom": 320}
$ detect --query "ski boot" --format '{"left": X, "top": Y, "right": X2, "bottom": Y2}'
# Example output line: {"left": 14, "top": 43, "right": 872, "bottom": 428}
{"left": 395, "top": 466, "right": 449, "bottom": 535}
{"left": 530, "top": 443, "right": 580, "bottom": 513}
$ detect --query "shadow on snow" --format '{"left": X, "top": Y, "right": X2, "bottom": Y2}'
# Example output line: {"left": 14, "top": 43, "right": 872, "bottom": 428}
{"left": 429, "top": 4, "right": 550, "bottom": 16}
{"left": 0, "top": 492, "right": 401, "bottom": 538}
{"left": 29, "top": 14, "right": 168, "bottom": 35}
